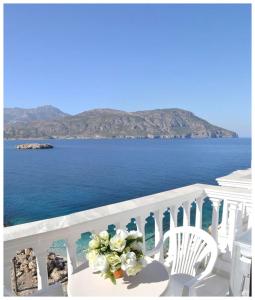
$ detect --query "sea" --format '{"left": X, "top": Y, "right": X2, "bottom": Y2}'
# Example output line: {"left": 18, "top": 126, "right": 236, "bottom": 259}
{"left": 4, "top": 138, "right": 251, "bottom": 262}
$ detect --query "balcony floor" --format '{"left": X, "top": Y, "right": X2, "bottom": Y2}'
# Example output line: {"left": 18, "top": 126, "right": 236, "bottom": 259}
{"left": 193, "top": 272, "right": 229, "bottom": 296}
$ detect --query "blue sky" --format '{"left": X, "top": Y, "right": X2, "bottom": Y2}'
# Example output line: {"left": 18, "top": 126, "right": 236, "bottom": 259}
{"left": 4, "top": 4, "right": 251, "bottom": 136}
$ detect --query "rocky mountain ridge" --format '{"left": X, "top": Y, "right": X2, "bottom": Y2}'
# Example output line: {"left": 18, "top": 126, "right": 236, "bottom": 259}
{"left": 4, "top": 106, "right": 238, "bottom": 139}
{"left": 4, "top": 105, "right": 70, "bottom": 124}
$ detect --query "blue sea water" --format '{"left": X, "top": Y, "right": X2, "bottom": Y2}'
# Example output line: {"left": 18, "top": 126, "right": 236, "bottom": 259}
{"left": 4, "top": 138, "right": 251, "bottom": 260}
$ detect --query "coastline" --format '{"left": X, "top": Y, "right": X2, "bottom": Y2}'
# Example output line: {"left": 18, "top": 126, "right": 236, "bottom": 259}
{"left": 4, "top": 136, "right": 239, "bottom": 141}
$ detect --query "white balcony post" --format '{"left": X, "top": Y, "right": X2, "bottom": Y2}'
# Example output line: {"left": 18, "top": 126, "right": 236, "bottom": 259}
{"left": 167, "top": 206, "right": 178, "bottom": 262}
{"left": 210, "top": 197, "right": 221, "bottom": 243}
{"left": 66, "top": 234, "right": 80, "bottom": 275}
{"left": 154, "top": 209, "right": 164, "bottom": 262}
{"left": 235, "top": 203, "right": 243, "bottom": 235}
{"left": 34, "top": 248, "right": 49, "bottom": 290}
{"left": 115, "top": 220, "right": 128, "bottom": 231}
{"left": 217, "top": 198, "right": 230, "bottom": 253}
{"left": 4, "top": 260, "right": 13, "bottom": 294}
{"left": 4, "top": 249, "right": 16, "bottom": 295}
{"left": 241, "top": 202, "right": 246, "bottom": 218}
{"left": 183, "top": 202, "right": 191, "bottom": 226}
{"left": 135, "top": 215, "right": 147, "bottom": 253}
{"left": 195, "top": 197, "right": 204, "bottom": 228}
{"left": 169, "top": 205, "right": 178, "bottom": 229}
{"left": 220, "top": 199, "right": 229, "bottom": 237}
{"left": 246, "top": 204, "right": 252, "bottom": 229}
{"left": 228, "top": 201, "right": 239, "bottom": 254}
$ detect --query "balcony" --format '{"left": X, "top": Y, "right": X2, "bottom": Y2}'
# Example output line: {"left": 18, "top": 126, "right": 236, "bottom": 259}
{"left": 4, "top": 169, "right": 252, "bottom": 296}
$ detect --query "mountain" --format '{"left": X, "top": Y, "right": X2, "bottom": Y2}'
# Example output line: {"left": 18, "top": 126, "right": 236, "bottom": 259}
{"left": 4, "top": 105, "right": 70, "bottom": 124}
{"left": 4, "top": 107, "right": 238, "bottom": 139}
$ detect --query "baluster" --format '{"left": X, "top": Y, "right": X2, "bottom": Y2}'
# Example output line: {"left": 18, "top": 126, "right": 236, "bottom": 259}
{"left": 169, "top": 205, "right": 178, "bottom": 229}
{"left": 167, "top": 206, "right": 178, "bottom": 262}
{"left": 195, "top": 197, "right": 204, "bottom": 228}
{"left": 246, "top": 204, "right": 252, "bottom": 229}
{"left": 210, "top": 198, "right": 221, "bottom": 243}
{"left": 241, "top": 202, "right": 246, "bottom": 219}
{"left": 243, "top": 203, "right": 249, "bottom": 229}
{"left": 66, "top": 233, "right": 80, "bottom": 275}
{"left": 183, "top": 202, "right": 191, "bottom": 226}
{"left": 220, "top": 199, "right": 229, "bottom": 237}
{"left": 218, "top": 198, "right": 229, "bottom": 253}
{"left": 34, "top": 247, "right": 50, "bottom": 290}
{"left": 4, "top": 248, "right": 16, "bottom": 295}
{"left": 235, "top": 203, "right": 243, "bottom": 235}
{"left": 115, "top": 220, "right": 128, "bottom": 231}
{"left": 154, "top": 209, "right": 164, "bottom": 262}
{"left": 135, "top": 215, "right": 147, "bottom": 254}
{"left": 228, "top": 201, "right": 239, "bottom": 254}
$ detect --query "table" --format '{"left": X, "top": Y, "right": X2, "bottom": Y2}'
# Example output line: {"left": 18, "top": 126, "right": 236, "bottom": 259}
{"left": 68, "top": 257, "right": 170, "bottom": 296}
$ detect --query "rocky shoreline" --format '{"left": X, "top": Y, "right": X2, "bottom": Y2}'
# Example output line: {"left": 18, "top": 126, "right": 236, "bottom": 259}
{"left": 12, "top": 249, "right": 67, "bottom": 296}
{"left": 16, "top": 143, "right": 53, "bottom": 150}
{"left": 5, "top": 135, "right": 238, "bottom": 142}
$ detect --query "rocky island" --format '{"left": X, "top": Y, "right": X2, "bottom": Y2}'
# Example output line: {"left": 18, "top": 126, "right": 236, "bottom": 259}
{"left": 4, "top": 105, "right": 238, "bottom": 139}
{"left": 16, "top": 143, "right": 53, "bottom": 150}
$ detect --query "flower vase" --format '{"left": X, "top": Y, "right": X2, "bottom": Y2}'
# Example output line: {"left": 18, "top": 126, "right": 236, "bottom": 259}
{"left": 113, "top": 269, "right": 124, "bottom": 279}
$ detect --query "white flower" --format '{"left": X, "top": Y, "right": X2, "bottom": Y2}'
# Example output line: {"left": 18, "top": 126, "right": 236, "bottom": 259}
{"left": 126, "top": 263, "right": 143, "bottom": 276}
{"left": 89, "top": 235, "right": 101, "bottom": 249}
{"left": 106, "top": 253, "right": 121, "bottom": 271}
{"left": 130, "top": 241, "right": 143, "bottom": 252}
{"left": 109, "top": 230, "right": 128, "bottom": 252}
{"left": 120, "top": 252, "right": 145, "bottom": 276}
{"left": 127, "top": 230, "right": 143, "bottom": 240}
{"left": 92, "top": 254, "right": 109, "bottom": 272}
{"left": 120, "top": 252, "right": 137, "bottom": 271}
{"left": 121, "top": 252, "right": 144, "bottom": 276}
{"left": 116, "top": 229, "right": 128, "bottom": 239}
{"left": 138, "top": 257, "right": 147, "bottom": 268}
{"left": 86, "top": 249, "right": 99, "bottom": 268}
{"left": 99, "top": 230, "right": 109, "bottom": 241}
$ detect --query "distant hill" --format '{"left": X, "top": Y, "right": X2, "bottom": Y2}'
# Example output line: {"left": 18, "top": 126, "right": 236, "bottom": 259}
{"left": 4, "top": 106, "right": 238, "bottom": 139}
{"left": 4, "top": 105, "right": 70, "bottom": 124}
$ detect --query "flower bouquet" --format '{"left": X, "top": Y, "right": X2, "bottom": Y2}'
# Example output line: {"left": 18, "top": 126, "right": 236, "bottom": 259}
{"left": 85, "top": 229, "right": 147, "bottom": 284}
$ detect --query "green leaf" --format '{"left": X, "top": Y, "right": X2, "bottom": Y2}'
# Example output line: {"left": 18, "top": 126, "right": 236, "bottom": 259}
{"left": 109, "top": 273, "right": 116, "bottom": 285}
{"left": 103, "top": 271, "right": 116, "bottom": 285}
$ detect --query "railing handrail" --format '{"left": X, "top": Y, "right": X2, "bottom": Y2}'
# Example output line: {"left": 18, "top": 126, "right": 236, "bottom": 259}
{"left": 4, "top": 183, "right": 251, "bottom": 243}
{"left": 204, "top": 185, "right": 251, "bottom": 202}
{"left": 4, "top": 183, "right": 205, "bottom": 242}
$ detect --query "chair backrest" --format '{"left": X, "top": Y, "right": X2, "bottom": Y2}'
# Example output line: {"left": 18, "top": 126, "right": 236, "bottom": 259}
{"left": 167, "top": 226, "right": 218, "bottom": 279}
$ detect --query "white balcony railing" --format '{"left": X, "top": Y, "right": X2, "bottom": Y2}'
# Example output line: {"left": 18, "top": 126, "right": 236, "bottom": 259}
{"left": 3, "top": 169, "right": 251, "bottom": 296}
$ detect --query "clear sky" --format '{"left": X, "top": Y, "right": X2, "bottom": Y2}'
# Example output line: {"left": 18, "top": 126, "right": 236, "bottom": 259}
{"left": 4, "top": 4, "right": 251, "bottom": 137}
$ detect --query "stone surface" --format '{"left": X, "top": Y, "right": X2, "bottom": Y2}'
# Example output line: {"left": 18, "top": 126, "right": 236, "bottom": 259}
{"left": 12, "top": 248, "right": 68, "bottom": 296}
{"left": 16, "top": 143, "right": 53, "bottom": 150}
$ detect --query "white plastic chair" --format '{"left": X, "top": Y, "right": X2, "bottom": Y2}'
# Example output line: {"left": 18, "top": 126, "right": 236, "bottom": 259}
{"left": 148, "top": 226, "right": 218, "bottom": 296}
